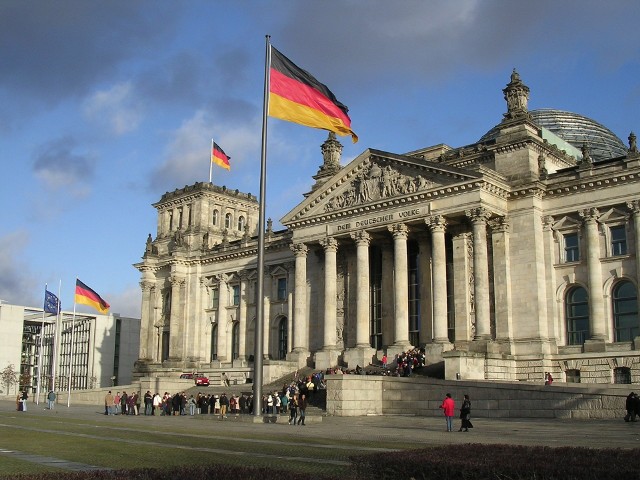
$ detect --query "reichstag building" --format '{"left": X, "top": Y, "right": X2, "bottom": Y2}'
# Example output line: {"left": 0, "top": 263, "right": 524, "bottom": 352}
{"left": 134, "top": 70, "right": 640, "bottom": 384}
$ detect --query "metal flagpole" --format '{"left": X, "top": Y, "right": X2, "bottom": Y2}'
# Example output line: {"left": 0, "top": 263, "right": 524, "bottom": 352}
{"left": 252, "top": 34, "right": 271, "bottom": 416}
{"left": 209, "top": 138, "right": 214, "bottom": 184}
{"left": 51, "top": 280, "right": 61, "bottom": 394}
{"left": 67, "top": 287, "right": 77, "bottom": 408}
{"left": 36, "top": 284, "right": 47, "bottom": 405}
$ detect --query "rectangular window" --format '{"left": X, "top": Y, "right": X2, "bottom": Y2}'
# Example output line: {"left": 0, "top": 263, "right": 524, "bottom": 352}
{"left": 277, "top": 278, "right": 287, "bottom": 301}
{"left": 232, "top": 285, "right": 240, "bottom": 306}
{"left": 610, "top": 225, "right": 627, "bottom": 256}
{"left": 211, "top": 289, "right": 219, "bottom": 309}
{"left": 564, "top": 233, "right": 579, "bottom": 262}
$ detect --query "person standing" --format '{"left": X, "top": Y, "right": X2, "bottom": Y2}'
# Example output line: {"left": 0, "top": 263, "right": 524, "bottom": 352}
{"left": 20, "top": 390, "right": 28, "bottom": 412}
{"left": 219, "top": 393, "right": 229, "bottom": 419}
{"left": 439, "top": 393, "right": 455, "bottom": 432}
{"left": 297, "top": 393, "right": 307, "bottom": 426}
{"left": 458, "top": 394, "right": 473, "bottom": 432}
{"left": 544, "top": 372, "right": 554, "bottom": 385}
{"left": 47, "top": 390, "right": 56, "bottom": 410}
{"left": 104, "top": 391, "right": 114, "bottom": 415}
{"left": 289, "top": 394, "right": 298, "bottom": 425}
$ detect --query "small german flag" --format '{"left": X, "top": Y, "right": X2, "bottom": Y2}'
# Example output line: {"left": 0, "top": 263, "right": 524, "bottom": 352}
{"left": 75, "top": 279, "right": 110, "bottom": 314}
{"left": 269, "top": 46, "right": 357, "bottom": 143}
{"left": 211, "top": 142, "right": 231, "bottom": 170}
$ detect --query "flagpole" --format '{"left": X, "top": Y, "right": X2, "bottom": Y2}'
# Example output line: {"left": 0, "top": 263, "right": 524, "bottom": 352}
{"left": 252, "top": 34, "right": 271, "bottom": 416}
{"left": 51, "top": 280, "right": 61, "bottom": 395}
{"left": 36, "top": 284, "right": 47, "bottom": 405}
{"left": 67, "top": 285, "right": 77, "bottom": 408}
{"left": 209, "top": 138, "right": 214, "bottom": 184}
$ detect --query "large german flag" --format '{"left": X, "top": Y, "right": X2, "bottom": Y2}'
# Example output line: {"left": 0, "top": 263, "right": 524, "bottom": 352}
{"left": 75, "top": 279, "right": 110, "bottom": 314}
{"left": 269, "top": 46, "right": 357, "bottom": 143}
{"left": 211, "top": 141, "right": 231, "bottom": 170}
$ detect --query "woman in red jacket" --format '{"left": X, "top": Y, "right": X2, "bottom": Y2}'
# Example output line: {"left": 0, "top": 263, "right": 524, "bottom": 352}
{"left": 439, "top": 393, "right": 455, "bottom": 432}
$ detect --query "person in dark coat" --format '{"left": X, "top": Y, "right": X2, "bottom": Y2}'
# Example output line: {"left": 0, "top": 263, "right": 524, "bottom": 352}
{"left": 625, "top": 392, "right": 637, "bottom": 422}
{"left": 458, "top": 394, "right": 473, "bottom": 432}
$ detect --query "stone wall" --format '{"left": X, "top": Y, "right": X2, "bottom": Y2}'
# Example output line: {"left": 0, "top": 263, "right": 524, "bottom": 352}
{"left": 326, "top": 375, "right": 629, "bottom": 419}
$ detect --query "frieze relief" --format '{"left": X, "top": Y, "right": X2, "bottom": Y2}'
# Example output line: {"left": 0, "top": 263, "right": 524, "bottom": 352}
{"left": 324, "top": 161, "right": 435, "bottom": 212}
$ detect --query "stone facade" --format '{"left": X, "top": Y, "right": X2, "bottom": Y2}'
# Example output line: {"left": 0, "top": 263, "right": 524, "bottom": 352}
{"left": 135, "top": 71, "right": 640, "bottom": 386}
{"left": 326, "top": 375, "right": 627, "bottom": 419}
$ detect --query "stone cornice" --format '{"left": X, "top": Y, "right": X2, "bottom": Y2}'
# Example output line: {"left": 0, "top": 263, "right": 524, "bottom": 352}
{"left": 544, "top": 171, "right": 640, "bottom": 199}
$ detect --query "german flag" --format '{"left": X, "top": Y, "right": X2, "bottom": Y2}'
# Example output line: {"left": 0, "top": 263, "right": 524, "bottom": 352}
{"left": 211, "top": 141, "right": 231, "bottom": 170}
{"left": 75, "top": 279, "right": 110, "bottom": 314}
{"left": 269, "top": 46, "right": 357, "bottom": 143}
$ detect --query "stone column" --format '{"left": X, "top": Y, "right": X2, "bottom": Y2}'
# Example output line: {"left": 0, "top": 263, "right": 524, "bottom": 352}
{"left": 320, "top": 237, "right": 338, "bottom": 350}
{"left": 426, "top": 215, "right": 449, "bottom": 343}
{"left": 287, "top": 266, "right": 295, "bottom": 353}
{"left": 466, "top": 207, "right": 492, "bottom": 340}
{"left": 579, "top": 208, "right": 606, "bottom": 340}
{"left": 344, "top": 231, "right": 376, "bottom": 369}
{"left": 139, "top": 280, "right": 153, "bottom": 360}
{"left": 627, "top": 200, "right": 640, "bottom": 303}
{"left": 238, "top": 271, "right": 248, "bottom": 360}
{"left": 417, "top": 234, "right": 433, "bottom": 345}
{"left": 216, "top": 273, "right": 229, "bottom": 362}
{"left": 490, "top": 217, "right": 513, "bottom": 345}
{"left": 542, "top": 216, "right": 560, "bottom": 342}
{"left": 388, "top": 223, "right": 411, "bottom": 348}
{"left": 168, "top": 275, "right": 184, "bottom": 361}
{"left": 290, "top": 243, "right": 309, "bottom": 355}
{"left": 350, "top": 230, "right": 371, "bottom": 347}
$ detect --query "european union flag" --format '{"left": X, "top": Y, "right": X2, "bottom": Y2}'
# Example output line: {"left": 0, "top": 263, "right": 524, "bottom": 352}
{"left": 44, "top": 290, "right": 60, "bottom": 314}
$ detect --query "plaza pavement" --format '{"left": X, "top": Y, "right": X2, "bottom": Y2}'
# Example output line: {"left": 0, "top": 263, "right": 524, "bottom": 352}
{"left": 1, "top": 398, "right": 639, "bottom": 453}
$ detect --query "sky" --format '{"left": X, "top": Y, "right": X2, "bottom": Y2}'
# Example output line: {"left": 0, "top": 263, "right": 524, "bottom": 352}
{"left": 1, "top": 0, "right": 639, "bottom": 318}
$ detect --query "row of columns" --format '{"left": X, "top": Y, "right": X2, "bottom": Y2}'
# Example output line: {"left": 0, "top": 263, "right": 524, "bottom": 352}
{"left": 288, "top": 208, "right": 494, "bottom": 355}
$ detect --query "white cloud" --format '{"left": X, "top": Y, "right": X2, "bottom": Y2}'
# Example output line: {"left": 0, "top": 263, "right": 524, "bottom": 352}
{"left": 106, "top": 284, "right": 141, "bottom": 318}
{"left": 83, "top": 82, "right": 143, "bottom": 135}
{"left": 0, "top": 230, "right": 38, "bottom": 306}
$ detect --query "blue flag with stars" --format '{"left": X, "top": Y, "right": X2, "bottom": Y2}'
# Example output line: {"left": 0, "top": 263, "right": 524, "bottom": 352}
{"left": 44, "top": 290, "right": 60, "bottom": 315}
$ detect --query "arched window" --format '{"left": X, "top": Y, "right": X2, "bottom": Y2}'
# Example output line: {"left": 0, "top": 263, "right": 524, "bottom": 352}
{"left": 613, "top": 281, "right": 638, "bottom": 342}
{"left": 225, "top": 213, "right": 232, "bottom": 229}
{"left": 231, "top": 322, "right": 239, "bottom": 360}
{"left": 278, "top": 317, "right": 288, "bottom": 360}
{"left": 238, "top": 215, "right": 245, "bottom": 232}
{"left": 566, "top": 286, "right": 589, "bottom": 345}
{"left": 212, "top": 209, "right": 219, "bottom": 226}
{"left": 210, "top": 324, "right": 218, "bottom": 361}
{"left": 163, "top": 291, "right": 172, "bottom": 317}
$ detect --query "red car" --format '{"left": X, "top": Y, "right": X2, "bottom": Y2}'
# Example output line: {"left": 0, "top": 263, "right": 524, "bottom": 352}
{"left": 180, "top": 373, "right": 209, "bottom": 386}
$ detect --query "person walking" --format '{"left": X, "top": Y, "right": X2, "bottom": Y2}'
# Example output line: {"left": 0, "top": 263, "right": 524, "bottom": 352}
{"left": 20, "top": 390, "right": 28, "bottom": 412}
{"left": 219, "top": 393, "right": 229, "bottom": 419}
{"left": 439, "top": 393, "right": 455, "bottom": 432}
{"left": 458, "top": 394, "right": 473, "bottom": 432}
{"left": 625, "top": 392, "right": 638, "bottom": 422}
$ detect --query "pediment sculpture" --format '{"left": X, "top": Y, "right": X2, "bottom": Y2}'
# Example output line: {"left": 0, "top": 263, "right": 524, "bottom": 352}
{"left": 324, "top": 162, "right": 434, "bottom": 212}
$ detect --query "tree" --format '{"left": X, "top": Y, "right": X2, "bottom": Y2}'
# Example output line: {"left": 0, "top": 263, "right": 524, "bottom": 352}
{"left": 1, "top": 364, "right": 18, "bottom": 396}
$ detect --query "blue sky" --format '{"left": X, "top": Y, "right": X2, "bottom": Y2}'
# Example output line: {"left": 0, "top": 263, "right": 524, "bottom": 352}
{"left": 1, "top": 0, "right": 639, "bottom": 317}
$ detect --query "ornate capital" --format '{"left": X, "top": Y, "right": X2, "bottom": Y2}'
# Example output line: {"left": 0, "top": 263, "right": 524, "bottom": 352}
{"left": 578, "top": 207, "right": 600, "bottom": 224}
{"left": 541, "top": 215, "right": 555, "bottom": 232}
{"left": 465, "top": 207, "right": 492, "bottom": 224}
{"left": 388, "top": 223, "right": 409, "bottom": 239}
{"left": 425, "top": 214, "right": 447, "bottom": 233}
{"left": 350, "top": 230, "right": 371, "bottom": 246}
{"left": 319, "top": 236, "right": 338, "bottom": 252}
{"left": 290, "top": 242, "right": 308, "bottom": 257}
{"left": 215, "top": 273, "right": 230, "bottom": 285}
{"left": 626, "top": 200, "right": 640, "bottom": 215}
{"left": 140, "top": 281, "right": 154, "bottom": 293}
{"left": 489, "top": 216, "right": 509, "bottom": 233}
{"left": 169, "top": 275, "right": 184, "bottom": 287}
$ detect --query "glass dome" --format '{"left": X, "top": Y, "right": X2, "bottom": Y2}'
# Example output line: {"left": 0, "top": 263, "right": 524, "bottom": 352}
{"left": 479, "top": 109, "right": 627, "bottom": 162}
